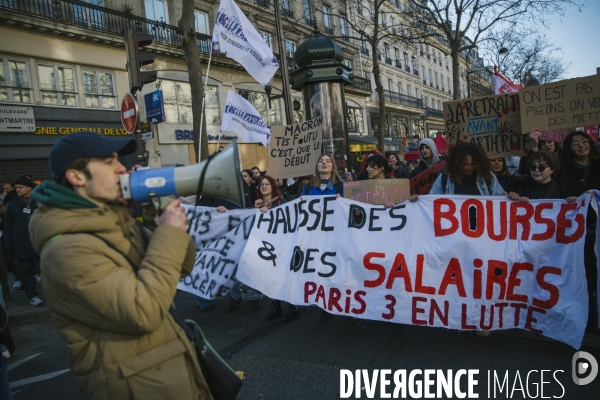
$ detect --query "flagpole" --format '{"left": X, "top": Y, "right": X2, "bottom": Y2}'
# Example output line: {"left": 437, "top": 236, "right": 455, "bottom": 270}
{"left": 200, "top": 47, "right": 214, "bottom": 156}
{"left": 273, "top": 0, "right": 294, "bottom": 124}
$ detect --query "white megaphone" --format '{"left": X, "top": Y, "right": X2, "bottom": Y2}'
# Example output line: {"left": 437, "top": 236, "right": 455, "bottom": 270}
{"left": 119, "top": 139, "right": 245, "bottom": 210}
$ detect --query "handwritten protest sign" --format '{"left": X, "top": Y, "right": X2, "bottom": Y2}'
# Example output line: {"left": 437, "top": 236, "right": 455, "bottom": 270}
{"left": 237, "top": 195, "right": 590, "bottom": 349}
{"left": 443, "top": 92, "right": 529, "bottom": 157}
{"left": 539, "top": 128, "right": 570, "bottom": 143}
{"left": 268, "top": 116, "right": 323, "bottom": 179}
{"left": 520, "top": 74, "right": 600, "bottom": 133}
{"left": 409, "top": 161, "right": 446, "bottom": 195}
{"left": 177, "top": 206, "right": 256, "bottom": 299}
{"left": 344, "top": 178, "right": 410, "bottom": 204}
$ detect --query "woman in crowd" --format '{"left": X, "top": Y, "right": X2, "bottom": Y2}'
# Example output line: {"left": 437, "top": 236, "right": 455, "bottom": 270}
{"left": 387, "top": 153, "right": 406, "bottom": 178}
{"left": 508, "top": 151, "right": 575, "bottom": 202}
{"left": 518, "top": 129, "right": 563, "bottom": 175}
{"left": 300, "top": 154, "right": 344, "bottom": 196}
{"left": 408, "top": 138, "right": 441, "bottom": 179}
{"left": 242, "top": 169, "right": 257, "bottom": 205}
{"left": 256, "top": 175, "right": 299, "bottom": 324}
{"left": 490, "top": 157, "right": 518, "bottom": 193}
{"left": 558, "top": 131, "right": 600, "bottom": 333}
{"left": 426, "top": 142, "right": 504, "bottom": 196}
{"left": 343, "top": 171, "right": 354, "bottom": 182}
{"left": 357, "top": 150, "right": 384, "bottom": 180}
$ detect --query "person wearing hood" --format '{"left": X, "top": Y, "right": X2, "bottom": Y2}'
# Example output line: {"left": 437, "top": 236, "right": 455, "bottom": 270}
{"left": 408, "top": 138, "right": 441, "bottom": 179}
{"left": 29, "top": 131, "right": 212, "bottom": 400}
{"left": 3, "top": 175, "right": 41, "bottom": 307}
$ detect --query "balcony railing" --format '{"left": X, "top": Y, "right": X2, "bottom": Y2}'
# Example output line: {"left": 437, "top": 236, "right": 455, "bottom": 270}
{"left": 0, "top": 0, "right": 211, "bottom": 54}
{"left": 385, "top": 57, "right": 392, "bottom": 65}
{"left": 413, "top": 69, "right": 419, "bottom": 76}
{"left": 383, "top": 90, "right": 423, "bottom": 108}
{"left": 405, "top": 65, "right": 411, "bottom": 72}
{"left": 360, "top": 47, "right": 369, "bottom": 56}
{"left": 349, "top": 76, "right": 371, "bottom": 91}
{"left": 286, "top": 56, "right": 298, "bottom": 71}
{"left": 395, "top": 61, "right": 402, "bottom": 68}
{"left": 341, "top": 35, "right": 350, "bottom": 42}
{"left": 376, "top": 53, "right": 382, "bottom": 61}
{"left": 282, "top": 7, "right": 293, "bottom": 18}
{"left": 324, "top": 26, "right": 333, "bottom": 34}
{"left": 426, "top": 107, "right": 444, "bottom": 119}
{"left": 256, "top": 0, "right": 268, "bottom": 7}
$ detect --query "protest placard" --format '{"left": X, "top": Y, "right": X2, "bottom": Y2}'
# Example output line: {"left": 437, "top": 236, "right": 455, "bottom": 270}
{"left": 520, "top": 74, "right": 600, "bottom": 133}
{"left": 410, "top": 161, "right": 446, "bottom": 195}
{"left": 443, "top": 92, "right": 529, "bottom": 157}
{"left": 268, "top": 116, "right": 323, "bottom": 179}
{"left": 344, "top": 178, "right": 410, "bottom": 204}
{"left": 539, "top": 128, "right": 570, "bottom": 143}
{"left": 177, "top": 206, "right": 256, "bottom": 299}
{"left": 237, "top": 195, "right": 591, "bottom": 349}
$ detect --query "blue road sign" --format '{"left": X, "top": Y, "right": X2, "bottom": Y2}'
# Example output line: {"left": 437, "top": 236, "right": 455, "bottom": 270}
{"left": 144, "top": 90, "right": 165, "bottom": 123}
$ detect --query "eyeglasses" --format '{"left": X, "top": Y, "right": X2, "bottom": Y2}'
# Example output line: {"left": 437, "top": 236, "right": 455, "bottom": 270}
{"left": 529, "top": 165, "right": 549, "bottom": 172}
{"left": 571, "top": 139, "right": 589, "bottom": 147}
{"left": 260, "top": 183, "right": 271, "bottom": 187}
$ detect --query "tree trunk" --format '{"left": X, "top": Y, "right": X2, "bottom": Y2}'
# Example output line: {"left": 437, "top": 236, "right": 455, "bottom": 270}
{"left": 179, "top": 0, "right": 208, "bottom": 162}
{"left": 451, "top": 47, "right": 462, "bottom": 100}
{"left": 373, "top": 58, "right": 386, "bottom": 153}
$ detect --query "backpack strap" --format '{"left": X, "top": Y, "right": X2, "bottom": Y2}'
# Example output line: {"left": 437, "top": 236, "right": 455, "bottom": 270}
{"left": 441, "top": 171, "right": 448, "bottom": 192}
{"left": 335, "top": 181, "right": 343, "bottom": 196}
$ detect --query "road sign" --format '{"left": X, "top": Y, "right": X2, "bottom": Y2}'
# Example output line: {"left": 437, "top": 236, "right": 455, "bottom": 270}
{"left": 120, "top": 93, "right": 138, "bottom": 134}
{"left": 141, "top": 132, "right": 153, "bottom": 140}
{"left": 144, "top": 90, "right": 165, "bottom": 123}
{"left": 0, "top": 105, "right": 35, "bottom": 132}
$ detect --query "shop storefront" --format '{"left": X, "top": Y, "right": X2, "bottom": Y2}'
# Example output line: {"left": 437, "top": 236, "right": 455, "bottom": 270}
{"left": 0, "top": 106, "right": 136, "bottom": 182}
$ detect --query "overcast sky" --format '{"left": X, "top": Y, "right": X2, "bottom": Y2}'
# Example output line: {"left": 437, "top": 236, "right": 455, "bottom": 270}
{"left": 544, "top": 1, "right": 600, "bottom": 79}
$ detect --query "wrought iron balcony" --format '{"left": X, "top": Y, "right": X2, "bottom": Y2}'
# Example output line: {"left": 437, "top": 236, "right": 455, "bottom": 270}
{"left": 282, "top": 7, "right": 293, "bottom": 18}
{"left": 405, "top": 65, "right": 411, "bottom": 73}
{"left": 0, "top": 0, "right": 211, "bottom": 54}
{"left": 349, "top": 76, "right": 371, "bottom": 91}
{"left": 360, "top": 47, "right": 369, "bottom": 56}
{"left": 383, "top": 90, "right": 423, "bottom": 108}
{"left": 413, "top": 69, "right": 419, "bottom": 76}
{"left": 376, "top": 53, "right": 382, "bottom": 61}
{"left": 395, "top": 60, "right": 402, "bottom": 68}
{"left": 324, "top": 26, "right": 333, "bottom": 34}
{"left": 256, "top": 0, "right": 268, "bottom": 8}
{"left": 385, "top": 57, "right": 392, "bottom": 65}
{"left": 426, "top": 107, "right": 445, "bottom": 119}
{"left": 341, "top": 35, "right": 350, "bottom": 42}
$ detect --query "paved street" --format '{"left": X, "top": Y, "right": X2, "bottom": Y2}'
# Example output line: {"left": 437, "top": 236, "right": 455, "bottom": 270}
{"left": 5, "top": 289, "right": 600, "bottom": 399}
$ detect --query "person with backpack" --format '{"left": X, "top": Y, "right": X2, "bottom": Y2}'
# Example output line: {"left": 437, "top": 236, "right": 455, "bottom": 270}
{"left": 257, "top": 175, "right": 300, "bottom": 324}
{"left": 408, "top": 138, "right": 442, "bottom": 179}
{"left": 424, "top": 142, "right": 504, "bottom": 196}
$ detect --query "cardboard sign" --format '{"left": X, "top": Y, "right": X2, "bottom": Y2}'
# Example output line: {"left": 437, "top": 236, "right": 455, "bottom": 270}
{"left": 268, "top": 117, "right": 323, "bottom": 179}
{"left": 520, "top": 74, "right": 600, "bottom": 133}
{"left": 409, "top": 161, "right": 446, "bottom": 195}
{"left": 443, "top": 92, "right": 529, "bottom": 157}
{"left": 344, "top": 178, "right": 410, "bottom": 204}
{"left": 539, "top": 128, "right": 570, "bottom": 143}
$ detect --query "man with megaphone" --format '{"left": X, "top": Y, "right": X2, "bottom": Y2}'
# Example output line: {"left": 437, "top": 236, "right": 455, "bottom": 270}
{"left": 28, "top": 131, "right": 213, "bottom": 400}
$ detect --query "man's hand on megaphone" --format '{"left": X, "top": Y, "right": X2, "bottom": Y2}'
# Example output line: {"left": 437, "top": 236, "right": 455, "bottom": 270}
{"left": 155, "top": 198, "right": 188, "bottom": 230}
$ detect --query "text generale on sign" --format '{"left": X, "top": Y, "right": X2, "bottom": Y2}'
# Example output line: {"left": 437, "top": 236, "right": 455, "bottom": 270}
{"left": 34, "top": 126, "right": 130, "bottom": 136}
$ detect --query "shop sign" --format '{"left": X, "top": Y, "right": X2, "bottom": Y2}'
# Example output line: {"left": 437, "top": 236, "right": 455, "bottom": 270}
{"left": 144, "top": 90, "right": 165, "bottom": 123}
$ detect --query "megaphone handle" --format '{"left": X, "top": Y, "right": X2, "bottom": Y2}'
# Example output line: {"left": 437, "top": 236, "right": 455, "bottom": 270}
{"left": 151, "top": 195, "right": 176, "bottom": 216}
{"left": 194, "top": 153, "right": 215, "bottom": 207}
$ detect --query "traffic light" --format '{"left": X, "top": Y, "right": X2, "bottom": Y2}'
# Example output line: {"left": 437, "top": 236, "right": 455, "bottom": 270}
{"left": 124, "top": 30, "right": 158, "bottom": 93}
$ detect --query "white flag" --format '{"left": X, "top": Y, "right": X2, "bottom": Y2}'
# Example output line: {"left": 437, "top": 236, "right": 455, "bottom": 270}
{"left": 212, "top": 0, "right": 279, "bottom": 86}
{"left": 221, "top": 91, "right": 271, "bottom": 147}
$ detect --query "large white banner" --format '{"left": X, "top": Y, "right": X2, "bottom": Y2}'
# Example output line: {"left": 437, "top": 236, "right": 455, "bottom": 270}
{"left": 221, "top": 91, "right": 271, "bottom": 146}
{"left": 177, "top": 205, "right": 255, "bottom": 299}
{"left": 211, "top": 0, "right": 279, "bottom": 86}
{"left": 237, "top": 195, "right": 590, "bottom": 349}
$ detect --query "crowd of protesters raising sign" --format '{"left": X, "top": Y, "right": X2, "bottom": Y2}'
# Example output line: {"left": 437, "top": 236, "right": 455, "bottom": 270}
{"left": 201, "top": 129, "right": 599, "bottom": 335}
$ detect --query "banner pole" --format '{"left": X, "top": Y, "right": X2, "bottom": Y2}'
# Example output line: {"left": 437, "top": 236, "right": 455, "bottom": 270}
{"left": 199, "top": 47, "right": 214, "bottom": 157}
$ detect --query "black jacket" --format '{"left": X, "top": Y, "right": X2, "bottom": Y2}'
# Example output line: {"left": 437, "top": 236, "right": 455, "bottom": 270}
{"left": 3, "top": 195, "right": 38, "bottom": 259}
{"left": 512, "top": 176, "right": 563, "bottom": 200}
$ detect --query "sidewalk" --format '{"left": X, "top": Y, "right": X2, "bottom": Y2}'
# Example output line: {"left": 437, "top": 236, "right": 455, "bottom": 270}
{"left": 4, "top": 276, "right": 51, "bottom": 326}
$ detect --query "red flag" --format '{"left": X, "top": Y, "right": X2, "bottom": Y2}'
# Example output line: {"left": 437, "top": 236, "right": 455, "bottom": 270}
{"left": 494, "top": 66, "right": 524, "bottom": 94}
{"left": 402, "top": 136, "right": 407, "bottom": 153}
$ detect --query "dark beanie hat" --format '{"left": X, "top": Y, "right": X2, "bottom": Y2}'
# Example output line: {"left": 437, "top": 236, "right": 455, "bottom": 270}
{"left": 14, "top": 175, "right": 33, "bottom": 187}
{"left": 49, "top": 130, "right": 136, "bottom": 181}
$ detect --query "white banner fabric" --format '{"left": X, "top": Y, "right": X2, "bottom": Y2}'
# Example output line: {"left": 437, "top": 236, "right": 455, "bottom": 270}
{"left": 177, "top": 205, "right": 255, "bottom": 299}
{"left": 211, "top": 0, "right": 279, "bottom": 86}
{"left": 221, "top": 91, "right": 271, "bottom": 146}
{"left": 237, "top": 195, "right": 590, "bottom": 349}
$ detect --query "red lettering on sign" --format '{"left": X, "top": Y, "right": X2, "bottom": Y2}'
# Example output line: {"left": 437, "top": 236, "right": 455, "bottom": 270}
{"left": 486, "top": 260, "right": 508, "bottom": 300}
{"left": 386, "top": 253, "right": 413, "bottom": 291}
{"left": 506, "top": 262, "right": 534, "bottom": 302}
{"left": 363, "top": 252, "right": 386, "bottom": 288}
{"left": 556, "top": 202, "right": 585, "bottom": 244}
{"left": 415, "top": 254, "right": 435, "bottom": 295}
{"left": 533, "top": 266, "right": 561, "bottom": 309}
{"left": 509, "top": 203, "right": 534, "bottom": 240}
{"left": 532, "top": 203, "right": 556, "bottom": 240}
{"left": 412, "top": 296, "right": 428, "bottom": 325}
{"left": 438, "top": 258, "right": 466, "bottom": 297}
{"left": 461, "top": 199, "right": 485, "bottom": 238}
{"left": 433, "top": 198, "right": 459, "bottom": 236}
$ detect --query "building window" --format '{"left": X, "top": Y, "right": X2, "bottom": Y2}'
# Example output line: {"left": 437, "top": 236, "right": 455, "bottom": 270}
{"left": 429, "top": 69, "right": 433, "bottom": 86}
{"left": 237, "top": 90, "right": 282, "bottom": 127}
{"left": 322, "top": 6, "right": 331, "bottom": 33}
{"left": 388, "top": 79, "right": 393, "bottom": 92}
{"left": 438, "top": 100, "right": 441, "bottom": 110}
{"left": 303, "top": 0, "right": 312, "bottom": 25}
{"left": 285, "top": 41, "right": 296, "bottom": 58}
{"left": 447, "top": 77, "right": 451, "bottom": 93}
{"left": 435, "top": 72, "right": 439, "bottom": 88}
{"left": 398, "top": 82, "right": 402, "bottom": 94}
{"left": 340, "top": 16, "right": 347, "bottom": 38}
{"left": 37, "top": 62, "right": 78, "bottom": 106}
{"left": 346, "top": 106, "right": 364, "bottom": 133}
{"left": 415, "top": 88, "right": 419, "bottom": 99}
{"left": 259, "top": 32, "right": 271, "bottom": 49}
{"left": 407, "top": 84, "right": 411, "bottom": 96}
{"left": 73, "top": 0, "right": 105, "bottom": 29}
{"left": 162, "top": 81, "right": 219, "bottom": 125}
{"left": 343, "top": 59, "right": 352, "bottom": 69}
{"left": 194, "top": 10, "right": 209, "bottom": 34}
{"left": 145, "top": 0, "right": 168, "bottom": 23}
{"left": 0, "top": 56, "right": 32, "bottom": 103}
{"left": 82, "top": 70, "right": 116, "bottom": 109}
{"left": 356, "top": 0, "right": 362, "bottom": 15}
{"left": 424, "top": 96, "right": 428, "bottom": 108}
{"left": 379, "top": 11, "right": 386, "bottom": 28}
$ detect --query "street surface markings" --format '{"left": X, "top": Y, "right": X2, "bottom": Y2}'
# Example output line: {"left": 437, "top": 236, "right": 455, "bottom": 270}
{"left": 7, "top": 353, "right": 41, "bottom": 371}
{"left": 10, "top": 369, "right": 70, "bottom": 388}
